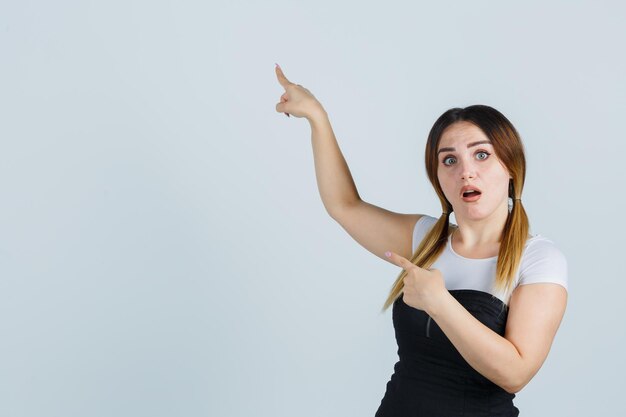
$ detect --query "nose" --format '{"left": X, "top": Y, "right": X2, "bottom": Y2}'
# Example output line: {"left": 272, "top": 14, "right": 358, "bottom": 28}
{"left": 459, "top": 158, "right": 477, "bottom": 180}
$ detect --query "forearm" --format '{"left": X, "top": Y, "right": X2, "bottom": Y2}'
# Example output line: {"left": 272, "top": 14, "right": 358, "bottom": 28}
{"left": 428, "top": 291, "right": 525, "bottom": 393}
{"left": 308, "top": 111, "right": 361, "bottom": 216}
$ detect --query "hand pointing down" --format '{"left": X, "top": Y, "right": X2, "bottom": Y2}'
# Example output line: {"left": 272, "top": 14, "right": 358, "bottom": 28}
{"left": 385, "top": 250, "right": 447, "bottom": 313}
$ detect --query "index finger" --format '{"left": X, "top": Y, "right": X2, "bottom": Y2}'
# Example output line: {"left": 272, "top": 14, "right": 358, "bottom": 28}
{"left": 385, "top": 251, "right": 415, "bottom": 271}
{"left": 275, "top": 64, "right": 293, "bottom": 88}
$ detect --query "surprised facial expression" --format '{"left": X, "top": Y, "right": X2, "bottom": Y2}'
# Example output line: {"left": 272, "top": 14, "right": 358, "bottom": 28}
{"left": 436, "top": 121, "right": 511, "bottom": 221}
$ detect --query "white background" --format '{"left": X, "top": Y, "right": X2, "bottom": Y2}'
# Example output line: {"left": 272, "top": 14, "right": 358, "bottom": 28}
{"left": 1, "top": 1, "right": 624, "bottom": 416}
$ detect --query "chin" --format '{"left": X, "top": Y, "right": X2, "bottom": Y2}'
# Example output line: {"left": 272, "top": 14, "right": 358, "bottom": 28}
{"left": 454, "top": 204, "right": 494, "bottom": 220}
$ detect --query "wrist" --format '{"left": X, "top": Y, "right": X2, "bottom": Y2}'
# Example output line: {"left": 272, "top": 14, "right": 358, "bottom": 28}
{"left": 307, "top": 106, "right": 328, "bottom": 125}
{"left": 427, "top": 288, "right": 453, "bottom": 319}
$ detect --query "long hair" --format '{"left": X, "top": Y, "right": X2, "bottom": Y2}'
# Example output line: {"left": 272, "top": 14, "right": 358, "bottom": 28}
{"left": 381, "top": 104, "right": 529, "bottom": 312}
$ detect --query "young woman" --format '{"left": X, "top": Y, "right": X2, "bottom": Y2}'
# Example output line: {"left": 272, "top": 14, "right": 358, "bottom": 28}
{"left": 274, "top": 64, "right": 568, "bottom": 417}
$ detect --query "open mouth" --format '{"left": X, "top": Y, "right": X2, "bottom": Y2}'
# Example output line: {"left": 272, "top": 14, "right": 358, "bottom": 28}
{"left": 462, "top": 190, "right": 482, "bottom": 201}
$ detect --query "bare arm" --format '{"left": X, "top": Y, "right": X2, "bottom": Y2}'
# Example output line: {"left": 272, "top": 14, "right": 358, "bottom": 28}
{"left": 428, "top": 283, "right": 568, "bottom": 393}
{"left": 308, "top": 111, "right": 360, "bottom": 216}
{"left": 275, "top": 64, "right": 423, "bottom": 264}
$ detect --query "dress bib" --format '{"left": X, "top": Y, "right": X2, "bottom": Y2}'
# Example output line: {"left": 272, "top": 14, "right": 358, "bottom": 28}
{"left": 375, "top": 289, "right": 519, "bottom": 417}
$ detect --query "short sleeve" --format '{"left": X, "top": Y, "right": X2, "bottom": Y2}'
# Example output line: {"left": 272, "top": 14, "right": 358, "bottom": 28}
{"left": 517, "top": 237, "right": 568, "bottom": 291}
{"left": 412, "top": 215, "right": 439, "bottom": 252}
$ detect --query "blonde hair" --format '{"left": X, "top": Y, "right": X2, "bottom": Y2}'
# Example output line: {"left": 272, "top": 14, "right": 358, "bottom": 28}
{"left": 381, "top": 105, "right": 529, "bottom": 313}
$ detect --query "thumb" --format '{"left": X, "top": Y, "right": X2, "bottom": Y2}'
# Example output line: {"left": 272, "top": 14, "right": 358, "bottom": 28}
{"left": 275, "top": 100, "right": 290, "bottom": 116}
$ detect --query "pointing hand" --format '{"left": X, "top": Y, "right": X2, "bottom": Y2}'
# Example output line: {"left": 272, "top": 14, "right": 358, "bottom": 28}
{"left": 384, "top": 250, "right": 447, "bottom": 313}
{"left": 275, "top": 64, "right": 325, "bottom": 120}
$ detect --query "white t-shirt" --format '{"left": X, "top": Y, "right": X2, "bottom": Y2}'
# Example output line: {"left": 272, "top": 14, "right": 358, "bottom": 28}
{"left": 413, "top": 215, "right": 568, "bottom": 305}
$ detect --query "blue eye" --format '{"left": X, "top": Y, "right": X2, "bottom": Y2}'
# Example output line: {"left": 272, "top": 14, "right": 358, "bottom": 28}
{"left": 443, "top": 156, "right": 456, "bottom": 166}
{"left": 441, "top": 151, "right": 490, "bottom": 166}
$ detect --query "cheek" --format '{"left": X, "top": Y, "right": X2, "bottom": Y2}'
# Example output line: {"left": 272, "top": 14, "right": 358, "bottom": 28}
{"left": 437, "top": 172, "right": 455, "bottom": 197}
{"left": 485, "top": 166, "right": 511, "bottom": 194}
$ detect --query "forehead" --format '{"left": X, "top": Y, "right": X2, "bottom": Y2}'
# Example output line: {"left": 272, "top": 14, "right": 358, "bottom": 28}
{"left": 439, "top": 122, "right": 490, "bottom": 148}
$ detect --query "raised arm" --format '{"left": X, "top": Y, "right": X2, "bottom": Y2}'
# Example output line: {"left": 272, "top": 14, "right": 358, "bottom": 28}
{"left": 275, "top": 64, "right": 424, "bottom": 264}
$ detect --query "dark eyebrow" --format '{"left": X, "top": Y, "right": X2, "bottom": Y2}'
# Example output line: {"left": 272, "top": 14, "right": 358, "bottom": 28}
{"left": 437, "top": 140, "right": 492, "bottom": 155}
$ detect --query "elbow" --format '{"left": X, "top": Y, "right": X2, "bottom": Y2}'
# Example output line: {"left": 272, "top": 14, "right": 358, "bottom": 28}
{"left": 502, "top": 374, "right": 530, "bottom": 395}
{"left": 502, "top": 383, "right": 521, "bottom": 395}
{"left": 327, "top": 199, "right": 360, "bottom": 220}
{"left": 500, "top": 351, "right": 534, "bottom": 394}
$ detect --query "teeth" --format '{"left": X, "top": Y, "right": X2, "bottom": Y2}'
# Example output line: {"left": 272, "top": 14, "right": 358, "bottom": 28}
{"left": 463, "top": 189, "right": 480, "bottom": 195}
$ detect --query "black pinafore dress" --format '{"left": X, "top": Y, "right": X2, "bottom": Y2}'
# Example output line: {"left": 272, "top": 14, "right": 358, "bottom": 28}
{"left": 375, "top": 289, "right": 519, "bottom": 417}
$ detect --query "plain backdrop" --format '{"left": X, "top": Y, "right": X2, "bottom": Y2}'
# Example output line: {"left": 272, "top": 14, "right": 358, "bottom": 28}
{"left": 1, "top": 1, "right": 624, "bottom": 416}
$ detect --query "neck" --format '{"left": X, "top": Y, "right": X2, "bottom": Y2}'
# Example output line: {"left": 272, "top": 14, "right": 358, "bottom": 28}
{"left": 453, "top": 206, "right": 509, "bottom": 247}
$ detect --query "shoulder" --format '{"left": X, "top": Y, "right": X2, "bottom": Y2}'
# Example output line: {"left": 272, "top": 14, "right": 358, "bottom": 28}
{"left": 523, "top": 235, "right": 567, "bottom": 264}
{"left": 517, "top": 235, "right": 568, "bottom": 290}
{"left": 411, "top": 214, "right": 442, "bottom": 252}
{"left": 414, "top": 214, "right": 438, "bottom": 230}
{"left": 413, "top": 214, "right": 454, "bottom": 231}
{"left": 411, "top": 214, "right": 457, "bottom": 252}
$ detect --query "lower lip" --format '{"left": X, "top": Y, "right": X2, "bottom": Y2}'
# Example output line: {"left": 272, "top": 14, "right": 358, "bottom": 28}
{"left": 462, "top": 193, "right": 482, "bottom": 202}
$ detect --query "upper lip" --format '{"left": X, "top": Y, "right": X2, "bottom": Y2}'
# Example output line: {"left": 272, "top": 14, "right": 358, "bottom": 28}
{"left": 460, "top": 185, "right": 482, "bottom": 196}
